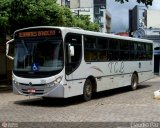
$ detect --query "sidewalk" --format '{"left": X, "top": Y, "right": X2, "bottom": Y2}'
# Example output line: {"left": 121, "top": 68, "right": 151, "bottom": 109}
{"left": 148, "top": 75, "right": 160, "bottom": 82}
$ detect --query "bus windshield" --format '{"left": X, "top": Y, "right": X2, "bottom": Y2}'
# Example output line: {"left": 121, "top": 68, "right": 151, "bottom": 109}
{"left": 14, "top": 37, "right": 64, "bottom": 74}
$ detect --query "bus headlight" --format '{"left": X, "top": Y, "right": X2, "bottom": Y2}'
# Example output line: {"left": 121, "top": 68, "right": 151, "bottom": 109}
{"left": 47, "top": 76, "right": 63, "bottom": 87}
{"left": 54, "top": 76, "right": 63, "bottom": 84}
{"left": 47, "top": 81, "right": 55, "bottom": 87}
{"left": 13, "top": 79, "right": 19, "bottom": 86}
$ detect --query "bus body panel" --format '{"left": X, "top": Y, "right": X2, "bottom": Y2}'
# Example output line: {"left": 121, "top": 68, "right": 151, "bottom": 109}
{"left": 68, "top": 59, "right": 153, "bottom": 92}
{"left": 65, "top": 79, "right": 85, "bottom": 97}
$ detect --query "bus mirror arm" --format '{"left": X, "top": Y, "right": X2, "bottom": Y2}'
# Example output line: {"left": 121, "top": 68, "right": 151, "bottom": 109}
{"left": 6, "top": 39, "right": 14, "bottom": 60}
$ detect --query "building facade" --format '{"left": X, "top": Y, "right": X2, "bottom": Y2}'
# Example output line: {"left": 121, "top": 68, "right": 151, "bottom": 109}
{"left": 0, "top": 41, "right": 12, "bottom": 85}
{"left": 57, "top": 0, "right": 111, "bottom": 33}
{"left": 92, "top": 0, "right": 111, "bottom": 33}
{"left": 144, "top": 10, "right": 160, "bottom": 29}
{"left": 56, "top": 0, "right": 70, "bottom": 7}
{"left": 129, "top": 5, "right": 160, "bottom": 74}
{"left": 70, "top": 0, "right": 94, "bottom": 22}
{"left": 0, "top": 43, "right": 6, "bottom": 79}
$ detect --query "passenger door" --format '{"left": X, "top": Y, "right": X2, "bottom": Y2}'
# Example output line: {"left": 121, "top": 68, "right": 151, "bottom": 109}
{"left": 65, "top": 33, "right": 82, "bottom": 80}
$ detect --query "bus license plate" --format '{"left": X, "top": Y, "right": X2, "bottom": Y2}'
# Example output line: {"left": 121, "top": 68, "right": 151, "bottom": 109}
{"left": 27, "top": 88, "right": 36, "bottom": 93}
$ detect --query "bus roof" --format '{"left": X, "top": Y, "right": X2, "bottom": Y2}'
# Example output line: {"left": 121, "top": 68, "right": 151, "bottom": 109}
{"left": 14, "top": 26, "right": 153, "bottom": 43}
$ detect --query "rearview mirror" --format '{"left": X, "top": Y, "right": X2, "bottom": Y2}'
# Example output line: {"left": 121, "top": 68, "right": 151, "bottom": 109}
{"left": 6, "top": 39, "right": 14, "bottom": 60}
{"left": 67, "top": 44, "right": 74, "bottom": 63}
{"left": 70, "top": 45, "right": 74, "bottom": 57}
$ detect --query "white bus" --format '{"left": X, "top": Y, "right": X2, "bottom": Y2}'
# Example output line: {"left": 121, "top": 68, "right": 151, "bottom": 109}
{"left": 6, "top": 26, "right": 153, "bottom": 101}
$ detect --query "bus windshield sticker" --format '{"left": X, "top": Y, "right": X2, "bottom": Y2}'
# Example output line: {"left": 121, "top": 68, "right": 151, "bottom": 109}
{"left": 31, "top": 63, "right": 39, "bottom": 72}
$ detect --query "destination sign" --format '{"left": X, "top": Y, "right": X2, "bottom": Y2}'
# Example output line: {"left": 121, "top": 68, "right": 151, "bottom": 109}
{"left": 14, "top": 28, "right": 62, "bottom": 38}
{"left": 18, "top": 30, "right": 56, "bottom": 38}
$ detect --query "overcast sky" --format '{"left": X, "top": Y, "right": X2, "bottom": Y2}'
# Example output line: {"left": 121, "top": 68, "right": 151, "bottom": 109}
{"left": 107, "top": 0, "right": 160, "bottom": 33}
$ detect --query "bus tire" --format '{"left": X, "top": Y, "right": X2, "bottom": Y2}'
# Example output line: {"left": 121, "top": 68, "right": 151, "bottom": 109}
{"left": 83, "top": 79, "right": 92, "bottom": 101}
{"left": 130, "top": 73, "right": 138, "bottom": 91}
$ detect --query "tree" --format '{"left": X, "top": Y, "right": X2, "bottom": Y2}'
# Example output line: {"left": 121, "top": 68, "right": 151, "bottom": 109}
{"left": 0, "top": 0, "right": 10, "bottom": 42}
{"left": 8, "top": 0, "right": 65, "bottom": 33}
{"left": 73, "top": 15, "right": 99, "bottom": 31}
{"left": 115, "top": 0, "right": 153, "bottom": 6}
{"left": 0, "top": 0, "right": 99, "bottom": 41}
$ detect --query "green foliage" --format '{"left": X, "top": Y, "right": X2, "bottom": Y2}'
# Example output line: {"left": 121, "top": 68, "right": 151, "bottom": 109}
{"left": 73, "top": 15, "right": 99, "bottom": 31}
{"left": 0, "top": 0, "right": 99, "bottom": 41}
{"left": 61, "top": 6, "right": 75, "bottom": 27}
{"left": 115, "top": 0, "right": 153, "bottom": 6}
{"left": 8, "top": 0, "right": 65, "bottom": 33}
{"left": 0, "top": 0, "right": 10, "bottom": 40}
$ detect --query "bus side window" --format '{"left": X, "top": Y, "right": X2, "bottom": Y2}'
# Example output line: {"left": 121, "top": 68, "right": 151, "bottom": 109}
{"left": 84, "top": 35, "right": 97, "bottom": 62}
{"left": 108, "top": 39, "right": 119, "bottom": 60}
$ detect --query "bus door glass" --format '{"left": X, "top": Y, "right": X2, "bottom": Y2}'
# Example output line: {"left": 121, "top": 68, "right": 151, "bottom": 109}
{"left": 65, "top": 33, "right": 82, "bottom": 77}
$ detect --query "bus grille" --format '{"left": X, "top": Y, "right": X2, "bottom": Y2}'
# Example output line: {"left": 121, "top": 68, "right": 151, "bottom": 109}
{"left": 20, "top": 83, "right": 46, "bottom": 86}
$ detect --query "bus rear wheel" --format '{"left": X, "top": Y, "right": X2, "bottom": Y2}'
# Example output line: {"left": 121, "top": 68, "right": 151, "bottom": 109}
{"left": 83, "top": 79, "right": 92, "bottom": 101}
{"left": 130, "top": 73, "right": 138, "bottom": 90}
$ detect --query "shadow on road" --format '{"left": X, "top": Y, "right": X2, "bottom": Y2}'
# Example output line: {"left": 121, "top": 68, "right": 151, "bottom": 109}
{"left": 93, "top": 84, "right": 151, "bottom": 100}
{"left": 14, "top": 84, "right": 151, "bottom": 107}
{"left": 14, "top": 96, "right": 84, "bottom": 107}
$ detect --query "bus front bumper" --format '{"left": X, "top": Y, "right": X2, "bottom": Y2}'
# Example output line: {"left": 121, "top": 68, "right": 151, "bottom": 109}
{"left": 13, "top": 83, "right": 65, "bottom": 98}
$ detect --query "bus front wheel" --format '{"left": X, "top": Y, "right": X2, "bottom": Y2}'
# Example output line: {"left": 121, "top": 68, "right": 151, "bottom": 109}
{"left": 130, "top": 73, "right": 138, "bottom": 90}
{"left": 83, "top": 79, "right": 92, "bottom": 101}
